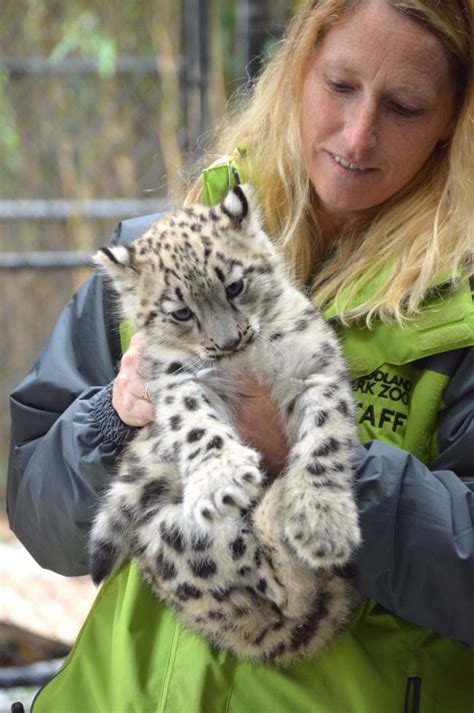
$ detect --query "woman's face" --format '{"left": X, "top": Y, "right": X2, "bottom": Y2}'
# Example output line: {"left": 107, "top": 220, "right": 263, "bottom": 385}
{"left": 301, "top": 0, "right": 456, "bottom": 223}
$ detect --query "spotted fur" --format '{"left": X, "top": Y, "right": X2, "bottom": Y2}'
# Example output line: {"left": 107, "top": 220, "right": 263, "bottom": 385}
{"left": 90, "top": 185, "right": 360, "bottom": 666}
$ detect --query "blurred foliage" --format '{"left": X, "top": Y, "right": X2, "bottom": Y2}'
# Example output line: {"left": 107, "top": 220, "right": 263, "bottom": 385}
{"left": 0, "top": 70, "right": 21, "bottom": 182}
{"left": 0, "top": 0, "right": 296, "bottom": 205}
{"left": 49, "top": 13, "right": 118, "bottom": 77}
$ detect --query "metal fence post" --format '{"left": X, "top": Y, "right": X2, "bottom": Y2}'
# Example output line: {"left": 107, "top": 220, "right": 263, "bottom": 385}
{"left": 235, "top": 0, "right": 270, "bottom": 79}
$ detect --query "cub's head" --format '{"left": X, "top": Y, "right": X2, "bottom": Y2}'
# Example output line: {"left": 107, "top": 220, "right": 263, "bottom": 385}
{"left": 94, "top": 185, "right": 284, "bottom": 360}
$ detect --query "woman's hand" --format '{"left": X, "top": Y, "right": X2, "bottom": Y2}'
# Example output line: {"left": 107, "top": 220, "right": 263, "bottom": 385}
{"left": 235, "top": 376, "right": 289, "bottom": 478}
{"left": 112, "top": 332, "right": 155, "bottom": 427}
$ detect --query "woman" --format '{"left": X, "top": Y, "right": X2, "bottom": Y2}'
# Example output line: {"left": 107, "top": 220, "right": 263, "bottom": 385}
{"left": 8, "top": 0, "right": 474, "bottom": 711}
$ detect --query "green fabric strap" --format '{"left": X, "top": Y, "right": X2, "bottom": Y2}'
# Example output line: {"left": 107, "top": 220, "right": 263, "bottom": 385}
{"left": 332, "top": 280, "right": 474, "bottom": 377}
{"left": 119, "top": 319, "right": 136, "bottom": 354}
{"left": 202, "top": 158, "right": 244, "bottom": 206}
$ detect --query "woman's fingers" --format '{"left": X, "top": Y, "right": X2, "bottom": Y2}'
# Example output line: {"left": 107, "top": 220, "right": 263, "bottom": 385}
{"left": 112, "top": 332, "right": 155, "bottom": 427}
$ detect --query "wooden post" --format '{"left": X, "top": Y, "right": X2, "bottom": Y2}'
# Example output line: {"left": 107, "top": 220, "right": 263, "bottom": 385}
{"left": 181, "top": 0, "right": 211, "bottom": 153}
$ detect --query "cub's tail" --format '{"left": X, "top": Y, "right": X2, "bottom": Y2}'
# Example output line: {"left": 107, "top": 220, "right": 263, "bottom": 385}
{"left": 89, "top": 463, "right": 182, "bottom": 585}
{"left": 89, "top": 492, "right": 131, "bottom": 585}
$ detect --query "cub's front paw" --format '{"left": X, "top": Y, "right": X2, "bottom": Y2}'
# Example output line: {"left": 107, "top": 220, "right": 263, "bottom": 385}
{"left": 282, "top": 485, "right": 361, "bottom": 569}
{"left": 184, "top": 444, "right": 264, "bottom": 528}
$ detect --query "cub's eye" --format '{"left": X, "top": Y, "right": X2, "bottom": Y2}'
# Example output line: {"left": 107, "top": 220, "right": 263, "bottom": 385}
{"left": 171, "top": 307, "right": 193, "bottom": 322}
{"left": 225, "top": 279, "right": 244, "bottom": 299}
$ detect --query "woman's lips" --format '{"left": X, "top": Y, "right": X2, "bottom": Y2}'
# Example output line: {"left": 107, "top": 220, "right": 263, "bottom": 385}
{"left": 327, "top": 151, "right": 374, "bottom": 172}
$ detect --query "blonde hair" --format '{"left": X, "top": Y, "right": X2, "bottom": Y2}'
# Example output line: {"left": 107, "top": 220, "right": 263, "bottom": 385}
{"left": 184, "top": 0, "right": 474, "bottom": 326}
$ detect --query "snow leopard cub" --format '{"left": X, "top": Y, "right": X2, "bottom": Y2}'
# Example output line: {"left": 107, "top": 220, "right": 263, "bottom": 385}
{"left": 90, "top": 184, "right": 360, "bottom": 667}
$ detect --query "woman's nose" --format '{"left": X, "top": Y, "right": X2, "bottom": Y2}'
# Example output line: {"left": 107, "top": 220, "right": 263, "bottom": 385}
{"left": 343, "top": 99, "right": 378, "bottom": 154}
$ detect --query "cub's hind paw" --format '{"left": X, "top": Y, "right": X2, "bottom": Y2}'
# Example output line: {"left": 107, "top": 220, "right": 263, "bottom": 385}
{"left": 282, "top": 489, "right": 361, "bottom": 569}
{"left": 284, "top": 520, "right": 360, "bottom": 569}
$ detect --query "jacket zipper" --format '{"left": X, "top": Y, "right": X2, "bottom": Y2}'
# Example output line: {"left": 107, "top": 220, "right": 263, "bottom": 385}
{"left": 404, "top": 677, "right": 422, "bottom": 713}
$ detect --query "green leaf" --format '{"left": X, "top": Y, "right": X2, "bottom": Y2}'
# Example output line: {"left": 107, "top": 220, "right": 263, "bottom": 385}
{"left": 94, "top": 37, "right": 117, "bottom": 77}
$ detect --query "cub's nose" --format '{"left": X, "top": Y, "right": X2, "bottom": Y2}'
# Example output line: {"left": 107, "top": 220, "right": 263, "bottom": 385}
{"left": 216, "top": 335, "right": 241, "bottom": 352}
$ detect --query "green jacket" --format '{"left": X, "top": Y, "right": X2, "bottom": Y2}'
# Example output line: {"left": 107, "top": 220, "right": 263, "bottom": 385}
{"left": 20, "top": 164, "right": 474, "bottom": 712}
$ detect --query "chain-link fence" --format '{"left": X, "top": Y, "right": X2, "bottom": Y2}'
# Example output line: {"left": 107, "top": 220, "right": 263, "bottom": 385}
{"left": 0, "top": 0, "right": 294, "bottom": 512}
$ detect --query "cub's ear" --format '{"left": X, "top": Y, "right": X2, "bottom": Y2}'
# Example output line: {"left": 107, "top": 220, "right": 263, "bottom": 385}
{"left": 92, "top": 245, "right": 138, "bottom": 295}
{"left": 93, "top": 245, "right": 136, "bottom": 271}
{"left": 221, "top": 184, "right": 252, "bottom": 228}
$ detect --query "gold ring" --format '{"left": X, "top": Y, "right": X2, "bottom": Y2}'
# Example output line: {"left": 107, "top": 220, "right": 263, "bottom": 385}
{"left": 141, "top": 383, "right": 152, "bottom": 403}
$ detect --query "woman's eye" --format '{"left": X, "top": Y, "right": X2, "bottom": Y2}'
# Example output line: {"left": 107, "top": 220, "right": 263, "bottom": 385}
{"left": 225, "top": 279, "right": 244, "bottom": 299}
{"left": 389, "top": 101, "right": 421, "bottom": 118}
{"left": 327, "top": 79, "right": 353, "bottom": 94}
{"left": 172, "top": 307, "right": 193, "bottom": 321}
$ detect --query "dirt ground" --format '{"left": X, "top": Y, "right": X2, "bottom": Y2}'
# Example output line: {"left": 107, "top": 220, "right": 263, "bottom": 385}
{"left": 0, "top": 520, "right": 96, "bottom": 647}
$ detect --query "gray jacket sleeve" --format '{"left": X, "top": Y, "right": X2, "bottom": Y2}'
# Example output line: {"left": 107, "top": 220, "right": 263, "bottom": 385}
{"left": 7, "top": 214, "right": 163, "bottom": 576}
{"left": 7, "top": 271, "right": 135, "bottom": 574}
{"left": 354, "top": 346, "right": 474, "bottom": 646}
